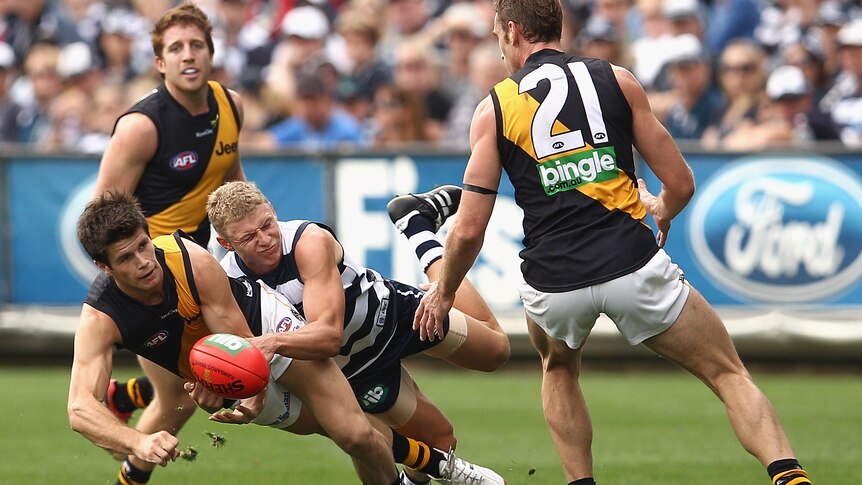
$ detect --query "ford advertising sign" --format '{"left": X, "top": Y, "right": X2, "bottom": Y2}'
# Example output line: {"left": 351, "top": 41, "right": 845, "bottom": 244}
{"left": 682, "top": 156, "right": 862, "bottom": 305}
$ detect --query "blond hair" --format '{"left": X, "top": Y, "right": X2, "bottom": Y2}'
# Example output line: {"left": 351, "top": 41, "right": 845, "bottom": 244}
{"left": 206, "top": 181, "right": 271, "bottom": 239}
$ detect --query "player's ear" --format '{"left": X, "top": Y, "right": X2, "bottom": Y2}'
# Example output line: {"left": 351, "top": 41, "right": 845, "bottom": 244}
{"left": 94, "top": 260, "right": 112, "bottom": 275}
{"left": 216, "top": 235, "right": 234, "bottom": 252}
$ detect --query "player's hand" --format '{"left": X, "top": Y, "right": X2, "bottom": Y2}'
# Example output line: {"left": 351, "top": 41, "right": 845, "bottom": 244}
{"left": 247, "top": 334, "right": 276, "bottom": 363}
{"left": 637, "top": 178, "right": 670, "bottom": 247}
{"left": 133, "top": 430, "right": 179, "bottom": 467}
{"left": 184, "top": 381, "right": 223, "bottom": 413}
{"left": 209, "top": 404, "right": 257, "bottom": 424}
{"left": 413, "top": 281, "right": 454, "bottom": 341}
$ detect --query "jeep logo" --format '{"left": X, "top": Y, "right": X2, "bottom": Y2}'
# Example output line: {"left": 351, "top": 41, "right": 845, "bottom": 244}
{"left": 170, "top": 151, "right": 198, "bottom": 171}
{"left": 688, "top": 157, "right": 862, "bottom": 303}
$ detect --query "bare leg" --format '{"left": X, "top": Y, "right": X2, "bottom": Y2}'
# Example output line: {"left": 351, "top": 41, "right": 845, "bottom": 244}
{"left": 642, "top": 287, "right": 796, "bottom": 465}
{"left": 394, "top": 386, "right": 456, "bottom": 451}
{"left": 278, "top": 358, "right": 398, "bottom": 485}
{"left": 126, "top": 357, "right": 196, "bottom": 473}
{"left": 425, "top": 260, "right": 510, "bottom": 371}
{"left": 527, "top": 317, "right": 594, "bottom": 482}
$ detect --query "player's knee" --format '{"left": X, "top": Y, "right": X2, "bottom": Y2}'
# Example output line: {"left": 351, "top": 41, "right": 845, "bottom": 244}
{"left": 334, "top": 424, "right": 380, "bottom": 458}
{"left": 478, "top": 332, "right": 511, "bottom": 372}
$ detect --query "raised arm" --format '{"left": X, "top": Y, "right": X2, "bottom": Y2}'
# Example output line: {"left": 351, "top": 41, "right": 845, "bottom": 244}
{"left": 68, "top": 305, "right": 179, "bottom": 466}
{"left": 92, "top": 113, "right": 158, "bottom": 197}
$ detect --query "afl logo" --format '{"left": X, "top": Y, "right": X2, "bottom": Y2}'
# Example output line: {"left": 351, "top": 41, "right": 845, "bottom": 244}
{"left": 552, "top": 141, "right": 564, "bottom": 150}
{"left": 275, "top": 317, "right": 292, "bottom": 333}
{"left": 144, "top": 331, "right": 169, "bottom": 348}
{"left": 688, "top": 157, "right": 862, "bottom": 303}
{"left": 171, "top": 151, "right": 198, "bottom": 171}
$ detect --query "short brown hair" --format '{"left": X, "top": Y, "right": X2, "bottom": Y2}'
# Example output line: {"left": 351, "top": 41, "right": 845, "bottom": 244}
{"left": 206, "top": 181, "right": 271, "bottom": 240}
{"left": 493, "top": 0, "right": 563, "bottom": 44}
{"left": 151, "top": 3, "right": 215, "bottom": 58}
{"left": 78, "top": 190, "right": 149, "bottom": 266}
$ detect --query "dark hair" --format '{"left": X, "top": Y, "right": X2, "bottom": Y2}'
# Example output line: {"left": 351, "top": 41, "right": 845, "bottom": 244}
{"left": 77, "top": 190, "right": 149, "bottom": 266}
{"left": 151, "top": 3, "right": 215, "bottom": 58}
{"left": 494, "top": 0, "right": 563, "bottom": 44}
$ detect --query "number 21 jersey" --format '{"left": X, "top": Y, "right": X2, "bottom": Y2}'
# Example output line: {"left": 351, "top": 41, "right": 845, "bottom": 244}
{"left": 491, "top": 49, "right": 659, "bottom": 293}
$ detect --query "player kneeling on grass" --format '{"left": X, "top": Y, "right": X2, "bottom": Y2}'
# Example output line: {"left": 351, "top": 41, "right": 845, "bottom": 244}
{"left": 204, "top": 181, "right": 511, "bottom": 485}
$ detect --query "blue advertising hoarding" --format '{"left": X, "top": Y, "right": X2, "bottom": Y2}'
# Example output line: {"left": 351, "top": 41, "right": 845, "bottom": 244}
{"left": 640, "top": 152, "right": 862, "bottom": 308}
{"left": 3, "top": 151, "right": 862, "bottom": 317}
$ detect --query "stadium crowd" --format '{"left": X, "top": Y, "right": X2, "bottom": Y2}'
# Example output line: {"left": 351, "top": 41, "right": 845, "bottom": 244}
{"left": 0, "top": 0, "right": 860, "bottom": 153}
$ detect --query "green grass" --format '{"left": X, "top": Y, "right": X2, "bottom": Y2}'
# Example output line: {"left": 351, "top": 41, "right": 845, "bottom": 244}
{"left": 0, "top": 362, "right": 858, "bottom": 484}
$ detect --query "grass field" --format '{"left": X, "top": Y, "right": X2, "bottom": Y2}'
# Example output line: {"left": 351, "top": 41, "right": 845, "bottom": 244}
{"left": 0, "top": 360, "right": 858, "bottom": 484}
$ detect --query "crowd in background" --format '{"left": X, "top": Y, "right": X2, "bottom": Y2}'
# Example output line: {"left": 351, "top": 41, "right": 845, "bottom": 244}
{"left": 0, "top": 0, "right": 860, "bottom": 154}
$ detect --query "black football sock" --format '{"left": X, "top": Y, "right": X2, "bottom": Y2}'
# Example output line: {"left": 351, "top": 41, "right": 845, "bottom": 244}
{"left": 390, "top": 431, "right": 447, "bottom": 478}
{"left": 116, "top": 460, "right": 152, "bottom": 485}
{"left": 112, "top": 376, "right": 154, "bottom": 413}
{"left": 570, "top": 478, "right": 597, "bottom": 485}
{"left": 768, "top": 459, "right": 810, "bottom": 484}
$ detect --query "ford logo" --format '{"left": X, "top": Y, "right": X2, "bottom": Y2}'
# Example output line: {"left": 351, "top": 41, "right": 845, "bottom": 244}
{"left": 170, "top": 151, "right": 198, "bottom": 171}
{"left": 687, "top": 157, "right": 862, "bottom": 303}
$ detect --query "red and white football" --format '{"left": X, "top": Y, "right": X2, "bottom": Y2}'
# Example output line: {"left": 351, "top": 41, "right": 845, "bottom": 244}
{"left": 189, "top": 333, "right": 269, "bottom": 399}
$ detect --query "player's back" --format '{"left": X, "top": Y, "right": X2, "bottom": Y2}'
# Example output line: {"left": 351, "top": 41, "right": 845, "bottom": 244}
{"left": 491, "top": 50, "right": 658, "bottom": 292}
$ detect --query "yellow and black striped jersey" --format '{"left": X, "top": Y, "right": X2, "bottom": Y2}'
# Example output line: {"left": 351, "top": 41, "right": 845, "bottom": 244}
{"left": 84, "top": 232, "right": 262, "bottom": 380}
{"left": 491, "top": 50, "right": 658, "bottom": 292}
{"left": 118, "top": 81, "right": 240, "bottom": 246}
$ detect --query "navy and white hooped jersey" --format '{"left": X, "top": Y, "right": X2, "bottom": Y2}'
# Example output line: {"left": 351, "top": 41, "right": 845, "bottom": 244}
{"left": 220, "top": 220, "right": 396, "bottom": 379}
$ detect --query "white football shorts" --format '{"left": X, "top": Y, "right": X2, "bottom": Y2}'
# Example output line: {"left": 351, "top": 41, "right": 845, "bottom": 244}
{"left": 519, "top": 248, "right": 690, "bottom": 350}
{"left": 250, "top": 283, "right": 306, "bottom": 429}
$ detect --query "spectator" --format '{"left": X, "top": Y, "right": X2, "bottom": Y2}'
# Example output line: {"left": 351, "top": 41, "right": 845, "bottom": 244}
{"left": 0, "top": 42, "right": 23, "bottom": 143}
{"left": 334, "top": 6, "right": 390, "bottom": 127}
{"left": 210, "top": 0, "right": 266, "bottom": 90}
{"left": 266, "top": 65, "right": 365, "bottom": 150}
{"left": 631, "top": 0, "right": 676, "bottom": 90}
{"left": 379, "top": 0, "right": 433, "bottom": 59}
{"left": 15, "top": 42, "right": 63, "bottom": 144}
{"left": 701, "top": 38, "right": 768, "bottom": 149}
{"left": 662, "top": 0, "right": 704, "bottom": 41}
{"left": 78, "top": 81, "right": 128, "bottom": 153}
{"left": 392, "top": 37, "right": 451, "bottom": 143}
{"left": 56, "top": 41, "right": 102, "bottom": 98}
{"left": 369, "top": 82, "right": 428, "bottom": 148}
{"left": 820, "top": 18, "right": 862, "bottom": 146}
{"left": 265, "top": 5, "right": 331, "bottom": 119}
{"left": 816, "top": 2, "right": 849, "bottom": 81}
{"left": 575, "top": 15, "right": 630, "bottom": 68}
{"left": 758, "top": 65, "right": 840, "bottom": 145}
{"left": 658, "top": 34, "right": 722, "bottom": 141}
{"left": 434, "top": 2, "right": 492, "bottom": 101}
{"left": 444, "top": 41, "right": 508, "bottom": 149}
{"left": 704, "top": 0, "right": 761, "bottom": 54}
{"left": 780, "top": 40, "right": 831, "bottom": 103}
{"left": 97, "top": 8, "right": 145, "bottom": 84}
{"left": 3, "top": 0, "right": 82, "bottom": 66}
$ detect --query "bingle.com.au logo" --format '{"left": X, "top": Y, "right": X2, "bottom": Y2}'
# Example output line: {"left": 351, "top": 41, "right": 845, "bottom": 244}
{"left": 687, "top": 157, "right": 862, "bottom": 303}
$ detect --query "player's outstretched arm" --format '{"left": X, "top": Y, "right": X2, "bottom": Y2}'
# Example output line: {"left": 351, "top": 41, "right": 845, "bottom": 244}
{"left": 68, "top": 305, "right": 180, "bottom": 466}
